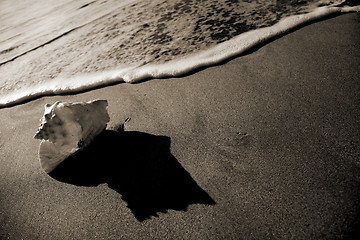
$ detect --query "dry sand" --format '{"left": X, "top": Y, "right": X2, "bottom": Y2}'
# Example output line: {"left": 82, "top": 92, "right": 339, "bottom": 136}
{"left": 1, "top": 13, "right": 360, "bottom": 239}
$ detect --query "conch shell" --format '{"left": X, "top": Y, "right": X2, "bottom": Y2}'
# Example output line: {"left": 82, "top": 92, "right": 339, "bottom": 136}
{"left": 34, "top": 99, "right": 110, "bottom": 173}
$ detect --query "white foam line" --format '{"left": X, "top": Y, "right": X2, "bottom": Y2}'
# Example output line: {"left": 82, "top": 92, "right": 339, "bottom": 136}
{"left": 0, "top": 5, "right": 359, "bottom": 108}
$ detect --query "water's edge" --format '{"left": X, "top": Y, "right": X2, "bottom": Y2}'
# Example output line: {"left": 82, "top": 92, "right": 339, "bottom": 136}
{"left": 0, "top": 5, "right": 359, "bottom": 108}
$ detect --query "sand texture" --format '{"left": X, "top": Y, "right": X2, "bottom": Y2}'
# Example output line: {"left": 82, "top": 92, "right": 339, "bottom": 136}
{"left": 0, "top": 13, "right": 360, "bottom": 239}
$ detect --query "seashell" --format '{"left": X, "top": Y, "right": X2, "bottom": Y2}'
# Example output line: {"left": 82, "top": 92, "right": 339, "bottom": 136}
{"left": 34, "top": 99, "right": 110, "bottom": 173}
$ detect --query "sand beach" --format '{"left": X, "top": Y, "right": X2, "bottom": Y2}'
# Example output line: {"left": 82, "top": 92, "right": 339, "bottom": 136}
{"left": 0, "top": 9, "right": 360, "bottom": 240}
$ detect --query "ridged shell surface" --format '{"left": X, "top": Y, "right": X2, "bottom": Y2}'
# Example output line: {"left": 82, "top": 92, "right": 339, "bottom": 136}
{"left": 34, "top": 99, "right": 110, "bottom": 173}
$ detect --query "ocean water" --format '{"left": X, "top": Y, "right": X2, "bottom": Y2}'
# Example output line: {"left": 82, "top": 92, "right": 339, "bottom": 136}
{"left": 0, "top": 0, "right": 359, "bottom": 107}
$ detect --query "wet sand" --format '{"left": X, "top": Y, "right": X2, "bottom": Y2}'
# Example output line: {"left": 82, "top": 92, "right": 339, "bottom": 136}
{"left": 1, "top": 13, "right": 360, "bottom": 239}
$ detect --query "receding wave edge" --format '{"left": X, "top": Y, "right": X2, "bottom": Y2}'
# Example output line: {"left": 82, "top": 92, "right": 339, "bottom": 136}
{"left": 1, "top": 5, "right": 359, "bottom": 108}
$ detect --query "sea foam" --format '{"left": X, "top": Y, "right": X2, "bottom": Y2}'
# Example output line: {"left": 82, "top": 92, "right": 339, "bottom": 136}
{"left": 0, "top": 5, "right": 359, "bottom": 108}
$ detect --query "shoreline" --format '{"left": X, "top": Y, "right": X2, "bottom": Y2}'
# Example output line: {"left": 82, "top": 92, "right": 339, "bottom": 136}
{"left": 1, "top": 5, "right": 359, "bottom": 108}
{"left": 1, "top": 13, "right": 360, "bottom": 239}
